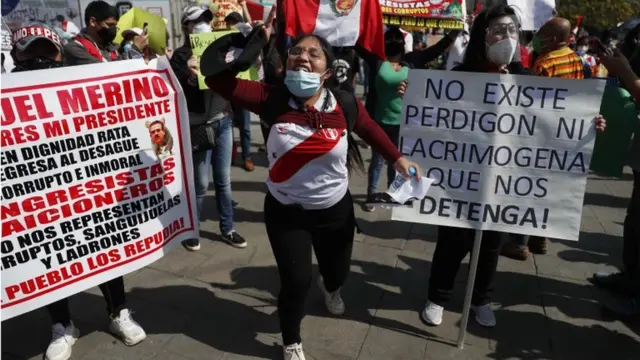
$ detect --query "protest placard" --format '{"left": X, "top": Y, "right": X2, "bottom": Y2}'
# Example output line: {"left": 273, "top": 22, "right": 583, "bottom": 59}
{"left": 392, "top": 70, "right": 605, "bottom": 241}
{"left": 0, "top": 57, "right": 198, "bottom": 321}
{"left": 190, "top": 30, "right": 259, "bottom": 90}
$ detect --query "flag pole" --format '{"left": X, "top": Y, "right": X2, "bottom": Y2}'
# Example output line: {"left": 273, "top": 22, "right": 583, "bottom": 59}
{"left": 457, "top": 229, "right": 483, "bottom": 349}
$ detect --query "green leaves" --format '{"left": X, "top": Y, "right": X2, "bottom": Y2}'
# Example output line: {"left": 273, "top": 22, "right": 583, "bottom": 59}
{"left": 556, "top": 0, "right": 640, "bottom": 29}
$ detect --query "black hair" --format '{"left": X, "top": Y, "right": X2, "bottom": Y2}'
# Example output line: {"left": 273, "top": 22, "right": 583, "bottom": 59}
{"left": 462, "top": 4, "right": 519, "bottom": 66}
{"left": 576, "top": 36, "right": 588, "bottom": 46}
{"left": 384, "top": 27, "right": 405, "bottom": 59}
{"left": 290, "top": 34, "right": 365, "bottom": 174}
{"left": 290, "top": 34, "right": 338, "bottom": 87}
{"left": 621, "top": 24, "right": 640, "bottom": 57}
{"left": 622, "top": 24, "right": 640, "bottom": 76}
{"left": 84, "top": 0, "right": 119, "bottom": 26}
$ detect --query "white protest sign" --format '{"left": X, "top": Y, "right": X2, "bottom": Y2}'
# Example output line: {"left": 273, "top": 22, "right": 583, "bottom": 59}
{"left": 392, "top": 69, "right": 605, "bottom": 241}
{"left": 0, "top": 57, "right": 198, "bottom": 321}
{"left": 508, "top": 0, "right": 556, "bottom": 31}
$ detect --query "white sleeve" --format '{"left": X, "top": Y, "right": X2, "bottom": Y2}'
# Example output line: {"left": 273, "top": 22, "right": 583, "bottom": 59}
{"left": 404, "top": 32, "right": 413, "bottom": 54}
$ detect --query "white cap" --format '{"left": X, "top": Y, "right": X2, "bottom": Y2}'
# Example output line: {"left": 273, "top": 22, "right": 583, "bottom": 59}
{"left": 122, "top": 27, "right": 143, "bottom": 37}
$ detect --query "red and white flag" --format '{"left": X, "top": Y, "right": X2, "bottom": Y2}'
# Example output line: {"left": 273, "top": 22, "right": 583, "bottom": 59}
{"left": 246, "top": 1, "right": 274, "bottom": 23}
{"left": 282, "top": 0, "right": 385, "bottom": 59}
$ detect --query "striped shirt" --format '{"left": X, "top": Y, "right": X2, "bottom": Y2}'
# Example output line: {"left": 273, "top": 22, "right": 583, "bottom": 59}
{"left": 534, "top": 47, "right": 584, "bottom": 79}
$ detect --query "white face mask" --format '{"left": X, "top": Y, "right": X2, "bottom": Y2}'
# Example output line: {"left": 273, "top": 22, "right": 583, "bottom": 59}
{"left": 192, "top": 21, "right": 212, "bottom": 34}
{"left": 486, "top": 37, "right": 518, "bottom": 66}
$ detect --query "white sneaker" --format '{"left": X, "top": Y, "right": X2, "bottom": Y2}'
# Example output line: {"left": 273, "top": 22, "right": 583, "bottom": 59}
{"left": 318, "top": 276, "right": 345, "bottom": 315}
{"left": 421, "top": 300, "right": 444, "bottom": 326}
{"left": 471, "top": 304, "right": 496, "bottom": 327}
{"left": 45, "top": 322, "right": 80, "bottom": 360}
{"left": 109, "top": 309, "right": 147, "bottom": 346}
{"left": 283, "top": 343, "right": 306, "bottom": 360}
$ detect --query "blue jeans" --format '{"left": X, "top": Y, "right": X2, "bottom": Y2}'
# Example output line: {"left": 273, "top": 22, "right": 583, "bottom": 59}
{"left": 367, "top": 123, "right": 400, "bottom": 196}
{"left": 234, "top": 106, "right": 252, "bottom": 161}
{"left": 192, "top": 115, "right": 235, "bottom": 234}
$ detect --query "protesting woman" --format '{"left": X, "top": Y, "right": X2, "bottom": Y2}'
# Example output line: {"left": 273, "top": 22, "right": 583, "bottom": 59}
{"left": 398, "top": 4, "right": 606, "bottom": 329}
{"left": 203, "top": 7, "right": 421, "bottom": 360}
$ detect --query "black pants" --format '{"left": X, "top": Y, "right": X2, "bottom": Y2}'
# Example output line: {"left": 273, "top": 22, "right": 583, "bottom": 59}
{"left": 428, "top": 227, "right": 503, "bottom": 306}
{"left": 264, "top": 191, "right": 355, "bottom": 345}
{"left": 624, "top": 170, "right": 640, "bottom": 287}
{"left": 46, "top": 276, "right": 127, "bottom": 325}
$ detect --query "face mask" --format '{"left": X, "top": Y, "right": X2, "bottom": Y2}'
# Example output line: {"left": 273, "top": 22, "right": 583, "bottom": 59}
{"left": 192, "top": 22, "right": 212, "bottom": 34}
{"left": 14, "top": 56, "right": 64, "bottom": 71}
{"left": 577, "top": 46, "right": 588, "bottom": 55}
{"left": 97, "top": 26, "right": 117, "bottom": 44}
{"left": 284, "top": 70, "right": 325, "bottom": 98}
{"left": 486, "top": 37, "right": 518, "bottom": 66}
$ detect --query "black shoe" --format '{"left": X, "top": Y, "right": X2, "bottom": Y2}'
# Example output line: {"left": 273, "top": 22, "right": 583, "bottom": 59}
{"left": 590, "top": 271, "right": 635, "bottom": 297}
{"left": 221, "top": 231, "right": 247, "bottom": 248}
{"left": 182, "top": 238, "right": 201, "bottom": 251}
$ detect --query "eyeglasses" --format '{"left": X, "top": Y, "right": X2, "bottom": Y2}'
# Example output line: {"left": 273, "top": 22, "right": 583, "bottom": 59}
{"left": 288, "top": 46, "right": 323, "bottom": 60}
{"left": 487, "top": 23, "right": 519, "bottom": 37}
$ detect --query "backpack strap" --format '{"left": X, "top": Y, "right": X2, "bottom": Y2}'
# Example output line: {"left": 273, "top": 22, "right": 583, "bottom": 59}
{"left": 330, "top": 88, "right": 364, "bottom": 234}
{"left": 331, "top": 88, "right": 358, "bottom": 133}
{"left": 260, "top": 85, "right": 291, "bottom": 140}
{"left": 74, "top": 36, "right": 118, "bottom": 62}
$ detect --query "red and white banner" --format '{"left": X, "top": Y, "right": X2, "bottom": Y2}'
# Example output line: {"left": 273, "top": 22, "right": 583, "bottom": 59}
{"left": 283, "top": 0, "right": 385, "bottom": 59}
{"left": 0, "top": 57, "right": 198, "bottom": 321}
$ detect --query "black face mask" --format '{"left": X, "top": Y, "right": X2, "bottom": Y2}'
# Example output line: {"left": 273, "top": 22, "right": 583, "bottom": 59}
{"left": 97, "top": 26, "right": 118, "bottom": 44}
{"left": 14, "top": 56, "right": 64, "bottom": 71}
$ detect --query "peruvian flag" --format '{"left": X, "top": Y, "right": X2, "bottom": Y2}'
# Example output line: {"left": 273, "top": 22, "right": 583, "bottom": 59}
{"left": 282, "top": 0, "right": 385, "bottom": 59}
{"left": 246, "top": 1, "right": 274, "bottom": 23}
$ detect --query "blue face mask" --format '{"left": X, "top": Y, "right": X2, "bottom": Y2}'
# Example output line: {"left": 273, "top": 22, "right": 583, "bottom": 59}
{"left": 284, "top": 70, "right": 325, "bottom": 98}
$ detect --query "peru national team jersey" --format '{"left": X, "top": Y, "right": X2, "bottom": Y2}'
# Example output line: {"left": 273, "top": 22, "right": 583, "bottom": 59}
{"left": 266, "top": 91, "right": 349, "bottom": 209}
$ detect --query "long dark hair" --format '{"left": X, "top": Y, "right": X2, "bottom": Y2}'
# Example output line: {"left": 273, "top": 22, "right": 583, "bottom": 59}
{"left": 462, "top": 4, "right": 519, "bottom": 66}
{"left": 289, "top": 34, "right": 365, "bottom": 173}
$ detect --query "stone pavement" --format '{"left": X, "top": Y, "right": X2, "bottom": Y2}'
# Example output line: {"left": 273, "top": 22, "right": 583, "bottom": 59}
{"left": 3, "top": 116, "right": 640, "bottom": 360}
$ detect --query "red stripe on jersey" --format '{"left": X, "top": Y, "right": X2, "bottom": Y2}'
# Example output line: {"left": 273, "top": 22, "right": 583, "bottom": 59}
{"left": 269, "top": 128, "right": 344, "bottom": 183}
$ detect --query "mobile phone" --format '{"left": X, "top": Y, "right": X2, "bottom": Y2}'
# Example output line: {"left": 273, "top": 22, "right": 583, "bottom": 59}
{"left": 142, "top": 22, "right": 149, "bottom": 35}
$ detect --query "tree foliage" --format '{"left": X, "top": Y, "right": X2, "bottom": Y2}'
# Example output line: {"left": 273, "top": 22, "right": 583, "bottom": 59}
{"left": 556, "top": 0, "right": 640, "bottom": 30}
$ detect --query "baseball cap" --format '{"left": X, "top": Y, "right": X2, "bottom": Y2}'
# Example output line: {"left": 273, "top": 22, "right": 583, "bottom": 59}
{"left": 224, "top": 12, "right": 244, "bottom": 24}
{"left": 12, "top": 22, "right": 63, "bottom": 52}
{"left": 181, "top": 5, "right": 213, "bottom": 25}
{"left": 122, "top": 27, "right": 143, "bottom": 38}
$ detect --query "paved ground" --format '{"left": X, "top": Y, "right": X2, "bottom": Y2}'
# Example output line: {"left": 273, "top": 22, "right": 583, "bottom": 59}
{"left": 3, "top": 115, "right": 640, "bottom": 360}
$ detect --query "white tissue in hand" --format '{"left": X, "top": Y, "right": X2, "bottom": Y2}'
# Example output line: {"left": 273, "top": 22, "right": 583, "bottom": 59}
{"left": 386, "top": 173, "right": 434, "bottom": 204}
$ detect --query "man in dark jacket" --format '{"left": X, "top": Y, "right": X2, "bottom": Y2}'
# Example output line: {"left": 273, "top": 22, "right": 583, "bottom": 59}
{"left": 63, "top": 0, "right": 147, "bottom": 65}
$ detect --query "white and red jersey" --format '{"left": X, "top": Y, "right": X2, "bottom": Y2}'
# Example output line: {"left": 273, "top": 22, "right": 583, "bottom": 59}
{"left": 266, "top": 91, "right": 349, "bottom": 209}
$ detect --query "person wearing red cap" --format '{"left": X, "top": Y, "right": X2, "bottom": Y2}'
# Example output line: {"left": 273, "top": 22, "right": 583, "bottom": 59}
{"left": 9, "top": 21, "right": 147, "bottom": 360}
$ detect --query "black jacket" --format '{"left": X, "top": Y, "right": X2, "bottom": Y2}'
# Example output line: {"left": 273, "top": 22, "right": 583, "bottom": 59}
{"left": 170, "top": 45, "right": 206, "bottom": 114}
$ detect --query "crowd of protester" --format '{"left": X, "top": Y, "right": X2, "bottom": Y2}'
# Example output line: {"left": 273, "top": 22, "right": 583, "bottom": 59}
{"left": 2, "top": 1, "right": 639, "bottom": 360}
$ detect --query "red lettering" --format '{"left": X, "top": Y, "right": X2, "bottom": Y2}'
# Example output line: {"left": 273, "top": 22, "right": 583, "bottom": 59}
{"left": 0, "top": 125, "right": 39, "bottom": 146}
{"left": 85, "top": 85, "right": 105, "bottom": 110}
{"left": 102, "top": 81, "right": 123, "bottom": 107}
{"left": 56, "top": 88, "right": 89, "bottom": 115}
{"left": 5, "top": 285, "right": 19, "bottom": 300}
{"left": 123, "top": 244, "right": 136, "bottom": 257}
